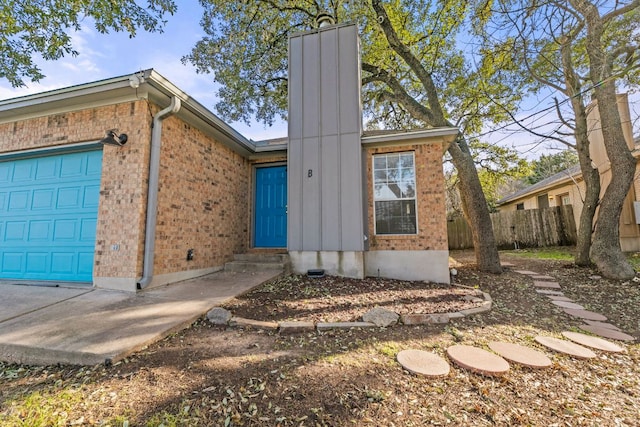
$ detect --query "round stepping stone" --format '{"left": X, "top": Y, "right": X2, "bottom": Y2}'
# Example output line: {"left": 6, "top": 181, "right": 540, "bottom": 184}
{"left": 582, "top": 320, "right": 621, "bottom": 331}
{"left": 488, "top": 341, "right": 552, "bottom": 369}
{"left": 533, "top": 281, "right": 561, "bottom": 289}
{"left": 397, "top": 349, "right": 450, "bottom": 377}
{"left": 545, "top": 295, "right": 573, "bottom": 302}
{"left": 534, "top": 336, "right": 597, "bottom": 359}
{"left": 551, "top": 300, "right": 585, "bottom": 310}
{"left": 562, "top": 331, "right": 627, "bottom": 352}
{"left": 577, "top": 325, "right": 635, "bottom": 342}
{"left": 446, "top": 345, "right": 509, "bottom": 376}
{"left": 563, "top": 308, "right": 607, "bottom": 321}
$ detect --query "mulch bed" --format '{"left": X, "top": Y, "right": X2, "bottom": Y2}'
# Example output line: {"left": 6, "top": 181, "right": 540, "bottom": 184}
{"left": 223, "top": 275, "right": 483, "bottom": 323}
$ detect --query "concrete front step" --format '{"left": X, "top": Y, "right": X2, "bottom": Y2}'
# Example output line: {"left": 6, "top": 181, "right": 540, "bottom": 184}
{"left": 233, "top": 253, "right": 289, "bottom": 263}
{"left": 224, "top": 261, "right": 285, "bottom": 272}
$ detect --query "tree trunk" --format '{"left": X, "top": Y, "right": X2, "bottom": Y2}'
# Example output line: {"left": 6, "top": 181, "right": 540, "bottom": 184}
{"left": 574, "top": 142, "right": 599, "bottom": 266}
{"left": 574, "top": 0, "right": 636, "bottom": 278}
{"left": 569, "top": 95, "right": 599, "bottom": 266}
{"left": 589, "top": 83, "right": 636, "bottom": 279}
{"left": 449, "top": 138, "right": 502, "bottom": 273}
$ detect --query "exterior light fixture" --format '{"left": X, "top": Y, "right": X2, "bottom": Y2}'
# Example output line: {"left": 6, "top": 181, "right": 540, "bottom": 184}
{"left": 315, "top": 11, "right": 335, "bottom": 28}
{"left": 100, "top": 129, "right": 128, "bottom": 147}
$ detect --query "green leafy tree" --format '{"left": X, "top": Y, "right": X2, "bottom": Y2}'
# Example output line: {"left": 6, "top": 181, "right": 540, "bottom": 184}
{"left": 186, "top": 0, "right": 532, "bottom": 273}
{"left": 0, "top": 0, "right": 177, "bottom": 87}
{"left": 527, "top": 151, "right": 579, "bottom": 185}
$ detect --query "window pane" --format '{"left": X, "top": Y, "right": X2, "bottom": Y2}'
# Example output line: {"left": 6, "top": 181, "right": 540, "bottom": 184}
{"left": 375, "top": 200, "right": 416, "bottom": 234}
{"left": 374, "top": 156, "right": 387, "bottom": 170}
{"left": 400, "top": 153, "right": 414, "bottom": 168}
{"left": 401, "top": 182, "right": 415, "bottom": 198}
{"left": 387, "top": 154, "right": 399, "bottom": 169}
{"left": 374, "top": 170, "right": 387, "bottom": 184}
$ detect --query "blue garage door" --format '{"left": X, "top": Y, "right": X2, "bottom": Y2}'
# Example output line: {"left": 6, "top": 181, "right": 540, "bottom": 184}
{"left": 254, "top": 165, "right": 287, "bottom": 248}
{"left": 0, "top": 150, "right": 102, "bottom": 282}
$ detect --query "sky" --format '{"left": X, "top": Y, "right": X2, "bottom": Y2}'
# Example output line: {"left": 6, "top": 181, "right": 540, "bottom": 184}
{"left": 0, "top": 2, "right": 288, "bottom": 141}
{"left": 1, "top": 3, "right": 637, "bottom": 151}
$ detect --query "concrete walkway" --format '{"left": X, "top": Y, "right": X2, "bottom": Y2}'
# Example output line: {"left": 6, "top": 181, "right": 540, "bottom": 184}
{"left": 0, "top": 270, "right": 280, "bottom": 366}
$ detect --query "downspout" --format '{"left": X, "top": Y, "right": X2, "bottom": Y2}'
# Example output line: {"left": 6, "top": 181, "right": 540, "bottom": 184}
{"left": 137, "top": 96, "right": 181, "bottom": 289}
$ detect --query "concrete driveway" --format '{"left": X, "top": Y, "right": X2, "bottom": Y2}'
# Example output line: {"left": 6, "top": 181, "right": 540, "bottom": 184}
{"left": 0, "top": 270, "right": 280, "bottom": 366}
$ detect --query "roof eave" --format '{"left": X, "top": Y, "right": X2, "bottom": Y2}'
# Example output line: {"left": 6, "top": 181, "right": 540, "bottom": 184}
{"left": 361, "top": 127, "right": 459, "bottom": 153}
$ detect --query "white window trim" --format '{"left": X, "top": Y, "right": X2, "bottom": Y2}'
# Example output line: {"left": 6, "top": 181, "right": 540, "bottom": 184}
{"left": 372, "top": 151, "right": 419, "bottom": 236}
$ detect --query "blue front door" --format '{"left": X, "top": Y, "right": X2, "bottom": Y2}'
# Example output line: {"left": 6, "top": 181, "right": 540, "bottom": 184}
{"left": 254, "top": 165, "right": 287, "bottom": 247}
{"left": 0, "top": 150, "right": 102, "bottom": 282}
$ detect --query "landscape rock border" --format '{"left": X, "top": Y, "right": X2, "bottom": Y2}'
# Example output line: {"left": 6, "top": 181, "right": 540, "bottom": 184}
{"left": 207, "top": 290, "right": 493, "bottom": 333}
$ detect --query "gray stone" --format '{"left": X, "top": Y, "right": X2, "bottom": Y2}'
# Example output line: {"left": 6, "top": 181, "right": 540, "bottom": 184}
{"left": 563, "top": 308, "right": 607, "bottom": 321}
{"left": 206, "top": 307, "right": 232, "bottom": 325}
{"left": 458, "top": 301, "right": 492, "bottom": 316}
{"left": 533, "top": 281, "right": 561, "bottom": 289}
{"left": 278, "top": 321, "right": 315, "bottom": 334}
{"left": 545, "top": 295, "right": 573, "bottom": 302}
{"left": 551, "top": 300, "right": 585, "bottom": 310}
{"left": 362, "top": 307, "right": 399, "bottom": 327}
{"left": 582, "top": 320, "right": 621, "bottom": 331}
{"left": 514, "top": 270, "right": 538, "bottom": 275}
{"left": 463, "top": 295, "right": 484, "bottom": 303}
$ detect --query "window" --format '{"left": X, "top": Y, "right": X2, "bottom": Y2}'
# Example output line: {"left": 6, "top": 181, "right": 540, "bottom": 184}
{"left": 373, "top": 152, "right": 417, "bottom": 234}
{"left": 516, "top": 203, "right": 524, "bottom": 210}
{"left": 560, "top": 194, "right": 571, "bottom": 206}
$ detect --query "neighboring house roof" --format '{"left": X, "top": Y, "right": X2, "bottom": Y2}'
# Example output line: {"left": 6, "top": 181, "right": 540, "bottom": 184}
{"left": 497, "top": 164, "right": 581, "bottom": 205}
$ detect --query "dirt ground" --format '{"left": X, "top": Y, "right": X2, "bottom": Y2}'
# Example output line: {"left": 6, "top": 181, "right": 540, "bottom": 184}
{"left": 1, "top": 250, "right": 639, "bottom": 426}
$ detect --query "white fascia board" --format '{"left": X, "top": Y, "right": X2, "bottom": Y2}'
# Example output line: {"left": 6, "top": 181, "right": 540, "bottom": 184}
{"left": 0, "top": 74, "right": 144, "bottom": 124}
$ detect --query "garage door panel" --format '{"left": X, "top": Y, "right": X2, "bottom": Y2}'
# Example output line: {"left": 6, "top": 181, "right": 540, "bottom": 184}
{"left": 83, "top": 185, "right": 100, "bottom": 207}
{"left": 2, "top": 253, "right": 23, "bottom": 273}
{"left": 12, "top": 162, "right": 34, "bottom": 182}
{"left": 57, "top": 187, "right": 81, "bottom": 209}
{"left": 26, "top": 253, "right": 48, "bottom": 274}
{"left": 8, "top": 191, "right": 29, "bottom": 210}
{"left": 53, "top": 219, "right": 77, "bottom": 241}
{"left": 51, "top": 253, "right": 75, "bottom": 274}
{"left": 0, "top": 150, "right": 102, "bottom": 282}
{"left": 32, "top": 189, "right": 55, "bottom": 209}
{"left": 86, "top": 151, "right": 102, "bottom": 175}
{"left": 80, "top": 219, "right": 97, "bottom": 241}
{"left": 28, "top": 221, "right": 51, "bottom": 240}
{"left": 35, "top": 157, "right": 58, "bottom": 180}
{"left": 5, "top": 221, "right": 26, "bottom": 240}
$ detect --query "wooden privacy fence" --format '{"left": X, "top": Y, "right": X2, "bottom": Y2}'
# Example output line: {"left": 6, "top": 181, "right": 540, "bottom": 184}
{"left": 447, "top": 205, "right": 577, "bottom": 250}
